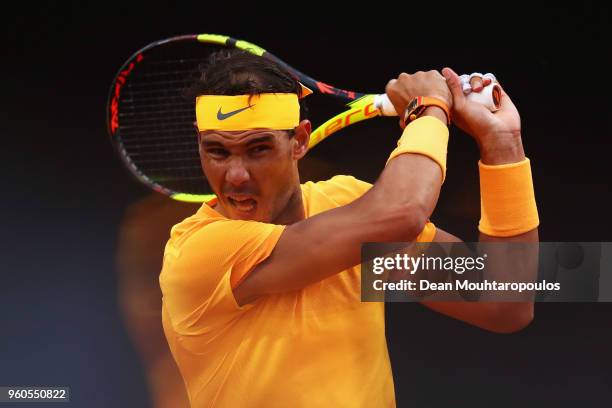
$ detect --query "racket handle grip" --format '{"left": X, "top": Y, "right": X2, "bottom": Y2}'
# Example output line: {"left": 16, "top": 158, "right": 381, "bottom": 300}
{"left": 374, "top": 94, "right": 398, "bottom": 116}
{"left": 374, "top": 83, "right": 501, "bottom": 117}
{"left": 465, "top": 82, "right": 502, "bottom": 111}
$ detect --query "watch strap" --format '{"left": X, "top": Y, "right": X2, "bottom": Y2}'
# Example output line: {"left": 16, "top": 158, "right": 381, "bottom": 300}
{"left": 404, "top": 96, "right": 451, "bottom": 126}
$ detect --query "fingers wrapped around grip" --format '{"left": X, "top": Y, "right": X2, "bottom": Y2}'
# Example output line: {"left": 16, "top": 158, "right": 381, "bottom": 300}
{"left": 385, "top": 70, "right": 452, "bottom": 119}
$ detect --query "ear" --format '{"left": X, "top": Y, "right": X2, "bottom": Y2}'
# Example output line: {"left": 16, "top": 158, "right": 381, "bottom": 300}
{"left": 292, "top": 119, "right": 311, "bottom": 160}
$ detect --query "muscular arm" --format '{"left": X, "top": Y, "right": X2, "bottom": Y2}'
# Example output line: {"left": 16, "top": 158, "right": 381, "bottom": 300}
{"left": 421, "top": 95, "right": 537, "bottom": 333}
{"left": 234, "top": 72, "right": 452, "bottom": 306}
{"left": 414, "top": 68, "right": 539, "bottom": 333}
{"left": 421, "top": 227, "right": 537, "bottom": 334}
{"left": 235, "top": 149, "right": 442, "bottom": 305}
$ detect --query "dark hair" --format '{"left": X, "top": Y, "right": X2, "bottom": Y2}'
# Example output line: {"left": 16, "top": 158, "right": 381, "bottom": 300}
{"left": 185, "top": 49, "right": 308, "bottom": 122}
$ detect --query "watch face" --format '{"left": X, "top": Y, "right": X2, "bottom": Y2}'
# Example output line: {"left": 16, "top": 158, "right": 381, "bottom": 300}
{"left": 406, "top": 98, "right": 418, "bottom": 113}
{"left": 404, "top": 97, "right": 420, "bottom": 124}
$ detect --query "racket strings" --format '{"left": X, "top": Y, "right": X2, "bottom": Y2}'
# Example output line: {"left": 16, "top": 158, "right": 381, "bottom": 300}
{"left": 117, "top": 55, "right": 210, "bottom": 195}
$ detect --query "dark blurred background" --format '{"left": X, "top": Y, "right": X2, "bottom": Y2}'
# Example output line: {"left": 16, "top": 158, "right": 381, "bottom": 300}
{"left": 1, "top": 4, "right": 610, "bottom": 407}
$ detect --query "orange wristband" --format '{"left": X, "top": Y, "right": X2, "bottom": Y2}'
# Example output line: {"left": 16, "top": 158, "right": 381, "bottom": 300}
{"left": 478, "top": 158, "right": 540, "bottom": 237}
{"left": 387, "top": 116, "right": 449, "bottom": 182}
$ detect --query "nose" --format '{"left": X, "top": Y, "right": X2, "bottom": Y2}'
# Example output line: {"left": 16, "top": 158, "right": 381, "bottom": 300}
{"left": 225, "top": 158, "right": 251, "bottom": 187}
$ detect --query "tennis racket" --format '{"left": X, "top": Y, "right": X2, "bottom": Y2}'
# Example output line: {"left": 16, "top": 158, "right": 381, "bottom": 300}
{"left": 106, "top": 34, "right": 496, "bottom": 203}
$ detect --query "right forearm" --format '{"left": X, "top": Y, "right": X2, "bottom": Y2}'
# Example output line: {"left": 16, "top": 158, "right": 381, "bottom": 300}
{"left": 238, "top": 131, "right": 448, "bottom": 299}
{"left": 359, "top": 114, "right": 448, "bottom": 240}
{"left": 234, "top": 73, "right": 454, "bottom": 302}
{"left": 361, "top": 70, "right": 452, "bottom": 239}
{"left": 368, "top": 152, "right": 441, "bottom": 227}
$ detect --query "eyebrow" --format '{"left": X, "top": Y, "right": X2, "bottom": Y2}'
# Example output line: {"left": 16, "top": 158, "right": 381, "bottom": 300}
{"left": 201, "top": 135, "right": 275, "bottom": 148}
{"left": 201, "top": 140, "right": 225, "bottom": 148}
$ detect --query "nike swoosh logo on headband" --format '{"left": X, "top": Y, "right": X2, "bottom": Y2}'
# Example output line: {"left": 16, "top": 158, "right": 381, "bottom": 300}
{"left": 216, "top": 105, "right": 254, "bottom": 120}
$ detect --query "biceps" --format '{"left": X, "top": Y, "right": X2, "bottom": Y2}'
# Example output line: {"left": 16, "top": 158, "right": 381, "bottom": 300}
{"left": 234, "top": 205, "right": 432, "bottom": 305}
{"left": 233, "top": 210, "right": 368, "bottom": 304}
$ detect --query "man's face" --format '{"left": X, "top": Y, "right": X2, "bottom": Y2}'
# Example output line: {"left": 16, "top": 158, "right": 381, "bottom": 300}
{"left": 198, "top": 126, "right": 308, "bottom": 223}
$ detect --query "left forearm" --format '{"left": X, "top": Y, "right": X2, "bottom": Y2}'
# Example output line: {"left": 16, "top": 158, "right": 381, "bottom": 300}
{"left": 421, "top": 138, "right": 539, "bottom": 333}
{"left": 421, "top": 75, "right": 539, "bottom": 333}
{"left": 475, "top": 137, "right": 539, "bottom": 329}
{"left": 478, "top": 132, "right": 525, "bottom": 165}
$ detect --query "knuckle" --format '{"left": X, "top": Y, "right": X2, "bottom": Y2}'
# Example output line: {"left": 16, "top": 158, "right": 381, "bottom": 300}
{"left": 397, "top": 72, "right": 411, "bottom": 83}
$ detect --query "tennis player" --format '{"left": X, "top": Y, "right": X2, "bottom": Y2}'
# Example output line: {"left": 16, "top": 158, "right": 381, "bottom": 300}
{"left": 160, "top": 50, "right": 539, "bottom": 407}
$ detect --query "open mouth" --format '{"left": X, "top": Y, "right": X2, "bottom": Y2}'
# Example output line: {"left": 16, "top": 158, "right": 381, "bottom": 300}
{"left": 227, "top": 196, "right": 257, "bottom": 213}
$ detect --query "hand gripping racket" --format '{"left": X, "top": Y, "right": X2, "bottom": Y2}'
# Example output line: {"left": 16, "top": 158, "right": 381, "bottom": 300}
{"left": 107, "top": 34, "right": 498, "bottom": 202}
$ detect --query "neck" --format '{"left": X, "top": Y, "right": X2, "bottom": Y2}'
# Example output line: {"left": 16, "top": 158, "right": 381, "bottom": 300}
{"left": 272, "top": 185, "right": 305, "bottom": 225}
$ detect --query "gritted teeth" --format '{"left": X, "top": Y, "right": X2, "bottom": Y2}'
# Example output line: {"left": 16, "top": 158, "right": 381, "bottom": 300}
{"left": 228, "top": 196, "right": 257, "bottom": 212}
{"left": 228, "top": 195, "right": 256, "bottom": 202}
